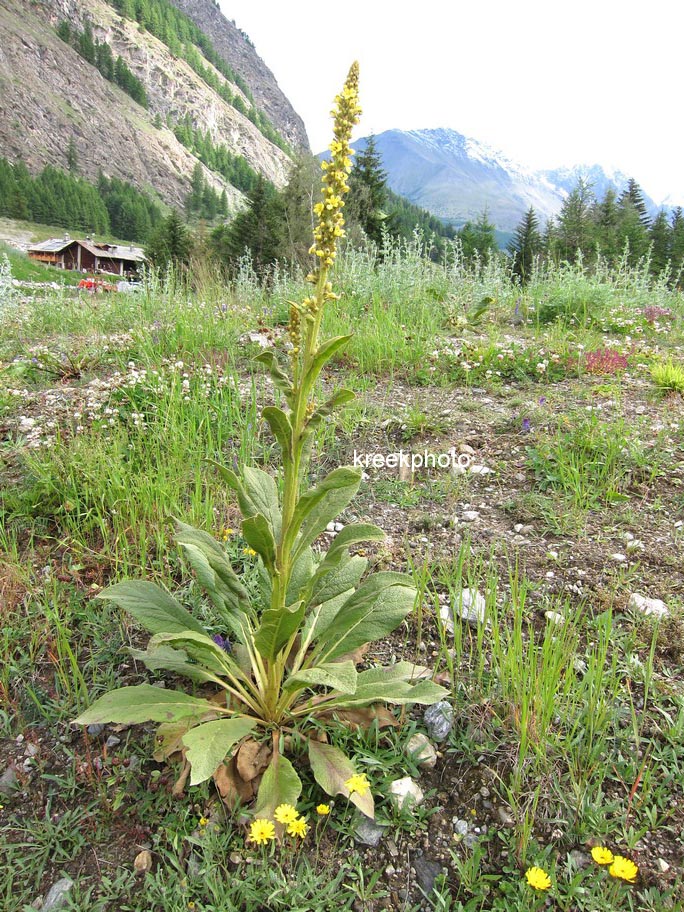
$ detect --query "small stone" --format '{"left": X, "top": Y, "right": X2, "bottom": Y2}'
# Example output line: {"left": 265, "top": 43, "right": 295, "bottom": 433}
{"left": 461, "top": 510, "right": 480, "bottom": 523}
{"left": 628, "top": 592, "right": 669, "bottom": 619}
{"left": 513, "top": 523, "right": 524, "bottom": 533}
{"left": 424, "top": 701, "right": 454, "bottom": 742}
{"left": 626, "top": 539, "right": 645, "bottom": 553}
{"left": 459, "top": 444, "right": 476, "bottom": 455}
{"left": 453, "top": 819, "right": 469, "bottom": 837}
{"left": 413, "top": 856, "right": 442, "bottom": 895}
{"left": 333, "top": 521, "right": 344, "bottom": 532}
{"left": 0, "top": 765, "right": 19, "bottom": 796}
{"left": 405, "top": 733, "right": 438, "bottom": 769}
{"left": 86, "top": 723, "right": 105, "bottom": 737}
{"left": 354, "top": 813, "right": 388, "bottom": 847}
{"left": 229, "top": 852, "right": 242, "bottom": 865}
{"left": 386, "top": 838, "right": 399, "bottom": 858}
{"left": 387, "top": 777, "right": 424, "bottom": 812}
{"left": 496, "top": 806, "right": 515, "bottom": 827}
{"left": 569, "top": 850, "right": 591, "bottom": 869}
{"left": 133, "top": 850, "right": 153, "bottom": 874}
{"left": 325, "top": 522, "right": 335, "bottom": 532}
{"left": 456, "top": 588, "right": 486, "bottom": 626}
{"left": 385, "top": 865, "right": 396, "bottom": 876}
{"left": 469, "top": 465, "right": 491, "bottom": 476}
{"left": 41, "top": 877, "right": 74, "bottom": 911}
{"left": 656, "top": 858, "right": 670, "bottom": 873}
{"left": 105, "top": 735, "right": 121, "bottom": 749}
{"left": 544, "top": 610, "right": 565, "bottom": 625}
{"left": 611, "top": 553, "right": 627, "bottom": 563}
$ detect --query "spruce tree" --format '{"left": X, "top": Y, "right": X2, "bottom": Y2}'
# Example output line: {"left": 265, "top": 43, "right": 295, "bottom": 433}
{"left": 67, "top": 137, "right": 79, "bottom": 174}
{"left": 508, "top": 206, "right": 542, "bottom": 283}
{"left": 211, "top": 175, "right": 282, "bottom": 272}
{"left": 146, "top": 210, "right": 193, "bottom": 269}
{"left": 648, "top": 210, "right": 671, "bottom": 277}
{"left": 348, "top": 134, "right": 391, "bottom": 245}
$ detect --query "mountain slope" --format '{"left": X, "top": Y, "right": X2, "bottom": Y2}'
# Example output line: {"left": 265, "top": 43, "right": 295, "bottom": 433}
{"left": 168, "top": 0, "right": 309, "bottom": 151}
{"left": 0, "top": 0, "right": 299, "bottom": 214}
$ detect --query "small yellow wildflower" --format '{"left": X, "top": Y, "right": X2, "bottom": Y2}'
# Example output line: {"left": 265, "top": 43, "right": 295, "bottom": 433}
{"left": 198, "top": 816, "right": 209, "bottom": 828}
{"left": 248, "top": 818, "right": 275, "bottom": 846}
{"left": 274, "top": 803, "right": 299, "bottom": 825}
{"left": 287, "top": 816, "right": 309, "bottom": 838}
{"left": 524, "top": 866, "right": 551, "bottom": 891}
{"left": 609, "top": 855, "right": 638, "bottom": 883}
{"left": 242, "top": 547, "right": 257, "bottom": 557}
{"left": 220, "top": 527, "right": 234, "bottom": 541}
{"left": 316, "top": 804, "right": 331, "bottom": 816}
{"left": 188, "top": 903, "right": 195, "bottom": 910}
{"left": 591, "top": 846, "right": 614, "bottom": 865}
{"left": 345, "top": 773, "right": 370, "bottom": 796}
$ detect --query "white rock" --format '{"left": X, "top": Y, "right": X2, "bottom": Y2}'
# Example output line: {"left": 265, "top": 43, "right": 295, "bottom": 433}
{"left": 656, "top": 858, "right": 671, "bottom": 873}
{"left": 387, "top": 777, "right": 424, "bottom": 812}
{"left": 513, "top": 523, "right": 524, "bottom": 533}
{"left": 325, "top": 522, "right": 335, "bottom": 532}
{"left": 628, "top": 592, "right": 669, "bottom": 620}
{"left": 459, "top": 444, "right": 476, "bottom": 455}
{"left": 545, "top": 610, "right": 565, "bottom": 625}
{"left": 460, "top": 511, "right": 480, "bottom": 523}
{"left": 404, "top": 733, "right": 438, "bottom": 769}
{"left": 611, "top": 553, "right": 627, "bottom": 562}
{"left": 333, "top": 521, "right": 344, "bottom": 532}
{"left": 469, "top": 465, "right": 491, "bottom": 476}
{"left": 443, "top": 588, "right": 486, "bottom": 629}
{"left": 626, "top": 539, "right": 645, "bottom": 553}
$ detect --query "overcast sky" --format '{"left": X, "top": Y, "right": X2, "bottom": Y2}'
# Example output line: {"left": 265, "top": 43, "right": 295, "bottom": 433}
{"left": 220, "top": 0, "right": 684, "bottom": 205}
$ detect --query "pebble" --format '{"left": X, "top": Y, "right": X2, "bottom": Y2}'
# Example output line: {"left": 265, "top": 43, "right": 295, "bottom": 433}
{"left": 0, "top": 765, "right": 19, "bottom": 796}
{"left": 41, "top": 877, "right": 74, "bottom": 911}
{"left": 469, "top": 465, "right": 491, "bottom": 476}
{"left": 105, "top": 735, "right": 121, "bottom": 749}
{"left": 496, "top": 806, "right": 515, "bottom": 827}
{"left": 404, "top": 733, "right": 438, "bottom": 769}
{"left": 628, "top": 592, "right": 669, "bottom": 619}
{"left": 412, "top": 856, "right": 442, "bottom": 895}
{"left": 387, "top": 777, "right": 424, "bottom": 812}
{"left": 133, "top": 850, "right": 153, "bottom": 874}
{"left": 453, "top": 819, "right": 469, "bottom": 837}
{"left": 657, "top": 858, "right": 670, "bottom": 873}
{"left": 353, "top": 814, "right": 388, "bottom": 847}
{"left": 456, "top": 588, "right": 486, "bottom": 627}
{"left": 626, "top": 539, "right": 645, "bottom": 552}
{"left": 544, "top": 610, "right": 565, "bottom": 625}
{"left": 460, "top": 510, "right": 480, "bottom": 523}
{"left": 569, "top": 850, "right": 591, "bottom": 869}
{"left": 610, "top": 553, "right": 627, "bottom": 562}
{"left": 86, "top": 723, "right": 105, "bottom": 737}
{"left": 424, "top": 701, "right": 454, "bottom": 742}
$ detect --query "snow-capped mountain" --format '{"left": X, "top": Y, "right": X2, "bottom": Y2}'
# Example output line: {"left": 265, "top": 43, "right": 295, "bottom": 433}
{"left": 346, "top": 129, "right": 656, "bottom": 233}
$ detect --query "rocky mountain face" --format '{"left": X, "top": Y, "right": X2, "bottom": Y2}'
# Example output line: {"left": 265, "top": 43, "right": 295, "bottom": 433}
{"left": 0, "top": 0, "right": 303, "bottom": 212}
{"left": 349, "top": 129, "right": 654, "bottom": 232}
{"left": 167, "top": 0, "right": 309, "bottom": 151}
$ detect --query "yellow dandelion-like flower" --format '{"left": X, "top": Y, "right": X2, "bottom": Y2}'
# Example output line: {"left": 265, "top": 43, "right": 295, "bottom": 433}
{"left": 524, "top": 866, "right": 551, "bottom": 891}
{"left": 242, "top": 547, "right": 257, "bottom": 557}
{"left": 316, "top": 804, "right": 331, "bottom": 816}
{"left": 609, "top": 855, "right": 638, "bottom": 883}
{"left": 287, "top": 816, "right": 309, "bottom": 838}
{"left": 198, "top": 816, "right": 209, "bottom": 828}
{"left": 274, "top": 803, "right": 299, "bottom": 825}
{"left": 591, "top": 846, "right": 614, "bottom": 865}
{"left": 345, "top": 773, "right": 370, "bottom": 796}
{"left": 248, "top": 818, "right": 275, "bottom": 846}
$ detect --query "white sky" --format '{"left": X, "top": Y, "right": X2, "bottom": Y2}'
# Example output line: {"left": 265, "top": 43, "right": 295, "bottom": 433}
{"left": 220, "top": 0, "right": 684, "bottom": 206}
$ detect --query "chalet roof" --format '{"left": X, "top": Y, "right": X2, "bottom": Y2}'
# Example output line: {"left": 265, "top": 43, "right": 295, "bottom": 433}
{"left": 28, "top": 238, "right": 146, "bottom": 262}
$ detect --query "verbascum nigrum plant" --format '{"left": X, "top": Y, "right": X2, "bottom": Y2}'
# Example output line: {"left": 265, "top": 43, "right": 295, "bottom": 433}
{"left": 75, "top": 63, "right": 446, "bottom": 832}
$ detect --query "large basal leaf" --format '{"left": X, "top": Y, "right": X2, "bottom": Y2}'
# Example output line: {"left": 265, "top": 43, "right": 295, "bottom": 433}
{"left": 148, "top": 630, "right": 236, "bottom": 676}
{"left": 97, "top": 581, "right": 205, "bottom": 636}
{"left": 262, "top": 406, "right": 293, "bottom": 458}
{"left": 291, "top": 467, "right": 362, "bottom": 559}
{"left": 284, "top": 660, "right": 358, "bottom": 695}
{"left": 254, "top": 752, "right": 302, "bottom": 820}
{"left": 287, "top": 547, "right": 316, "bottom": 606}
{"left": 242, "top": 513, "right": 277, "bottom": 571}
{"left": 309, "top": 554, "right": 368, "bottom": 610}
{"left": 356, "top": 661, "right": 434, "bottom": 686}
{"left": 307, "top": 740, "right": 374, "bottom": 818}
{"left": 315, "top": 574, "right": 417, "bottom": 663}
{"left": 322, "top": 676, "right": 448, "bottom": 710}
{"left": 128, "top": 643, "right": 224, "bottom": 685}
{"left": 301, "top": 588, "right": 356, "bottom": 647}
{"left": 182, "top": 717, "right": 257, "bottom": 785}
{"left": 74, "top": 685, "right": 218, "bottom": 726}
{"left": 254, "top": 600, "right": 306, "bottom": 661}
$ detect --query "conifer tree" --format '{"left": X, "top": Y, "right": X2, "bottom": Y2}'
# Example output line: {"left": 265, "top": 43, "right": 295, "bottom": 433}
{"left": 67, "top": 137, "right": 79, "bottom": 174}
{"left": 648, "top": 210, "right": 671, "bottom": 277}
{"left": 348, "top": 134, "right": 391, "bottom": 245}
{"left": 146, "top": 210, "right": 193, "bottom": 269}
{"left": 211, "top": 175, "right": 283, "bottom": 272}
{"left": 508, "top": 206, "right": 542, "bottom": 283}
{"left": 556, "top": 177, "right": 596, "bottom": 263}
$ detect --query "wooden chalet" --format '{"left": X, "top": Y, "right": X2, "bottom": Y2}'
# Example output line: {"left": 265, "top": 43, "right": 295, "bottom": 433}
{"left": 28, "top": 235, "right": 145, "bottom": 276}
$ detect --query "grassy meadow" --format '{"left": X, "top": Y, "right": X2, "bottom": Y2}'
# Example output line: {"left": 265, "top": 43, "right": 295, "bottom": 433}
{"left": 0, "top": 239, "right": 683, "bottom": 911}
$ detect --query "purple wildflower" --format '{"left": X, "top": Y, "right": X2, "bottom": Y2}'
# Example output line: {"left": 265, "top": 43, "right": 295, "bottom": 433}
{"left": 212, "top": 634, "right": 232, "bottom": 653}
{"left": 521, "top": 417, "right": 531, "bottom": 433}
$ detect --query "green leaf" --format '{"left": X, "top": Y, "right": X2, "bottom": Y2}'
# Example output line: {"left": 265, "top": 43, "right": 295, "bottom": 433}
{"left": 254, "top": 600, "right": 306, "bottom": 661}
{"left": 287, "top": 547, "right": 316, "bottom": 605}
{"left": 183, "top": 717, "right": 257, "bottom": 785}
{"left": 96, "top": 581, "right": 205, "bottom": 637}
{"left": 74, "top": 685, "right": 217, "bottom": 726}
{"left": 174, "top": 522, "right": 251, "bottom": 624}
{"left": 147, "top": 630, "right": 237, "bottom": 677}
{"left": 306, "top": 389, "right": 356, "bottom": 430}
{"left": 310, "top": 334, "right": 352, "bottom": 380}
{"left": 310, "top": 554, "right": 368, "bottom": 608}
{"left": 253, "top": 349, "right": 294, "bottom": 398}
{"left": 307, "top": 740, "right": 374, "bottom": 818}
{"left": 323, "top": 523, "right": 386, "bottom": 563}
{"left": 324, "top": 677, "right": 448, "bottom": 710}
{"left": 242, "top": 467, "right": 282, "bottom": 539}
{"left": 242, "top": 513, "right": 277, "bottom": 571}
{"left": 128, "top": 644, "right": 224, "bottom": 685}
{"left": 262, "top": 406, "right": 293, "bottom": 457}
{"left": 315, "top": 573, "right": 416, "bottom": 663}
{"left": 291, "top": 467, "right": 362, "bottom": 559}
{"left": 254, "top": 753, "right": 302, "bottom": 820}
{"left": 284, "top": 660, "right": 358, "bottom": 694}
